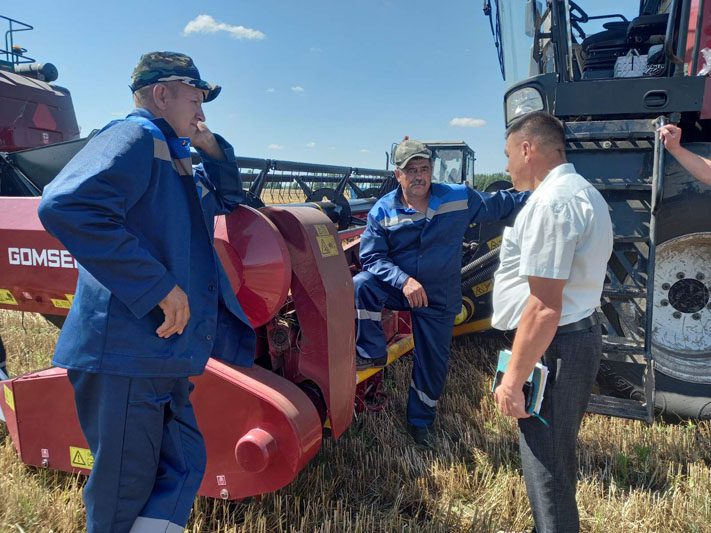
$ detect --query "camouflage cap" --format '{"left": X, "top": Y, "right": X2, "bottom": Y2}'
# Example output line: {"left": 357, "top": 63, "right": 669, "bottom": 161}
{"left": 130, "top": 51, "right": 221, "bottom": 102}
{"left": 394, "top": 138, "right": 432, "bottom": 169}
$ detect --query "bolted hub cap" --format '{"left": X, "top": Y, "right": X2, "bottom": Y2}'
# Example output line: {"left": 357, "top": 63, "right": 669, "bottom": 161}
{"left": 652, "top": 233, "right": 711, "bottom": 383}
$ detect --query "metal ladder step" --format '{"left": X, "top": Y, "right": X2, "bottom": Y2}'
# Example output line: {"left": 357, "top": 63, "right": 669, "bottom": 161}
{"left": 614, "top": 235, "right": 648, "bottom": 244}
{"left": 587, "top": 394, "right": 650, "bottom": 421}
{"left": 602, "top": 336, "right": 645, "bottom": 353}
{"left": 592, "top": 182, "right": 652, "bottom": 191}
{"left": 602, "top": 285, "right": 647, "bottom": 299}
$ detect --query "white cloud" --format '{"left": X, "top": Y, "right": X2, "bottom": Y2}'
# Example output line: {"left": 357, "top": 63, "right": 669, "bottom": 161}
{"left": 310, "top": 47, "right": 323, "bottom": 53}
{"left": 291, "top": 86, "right": 305, "bottom": 93}
{"left": 449, "top": 117, "right": 487, "bottom": 128}
{"left": 359, "top": 149, "right": 370, "bottom": 153}
{"left": 183, "top": 15, "right": 266, "bottom": 40}
{"left": 266, "top": 87, "right": 275, "bottom": 93}
{"left": 306, "top": 142, "right": 316, "bottom": 148}
{"left": 267, "top": 144, "right": 284, "bottom": 150}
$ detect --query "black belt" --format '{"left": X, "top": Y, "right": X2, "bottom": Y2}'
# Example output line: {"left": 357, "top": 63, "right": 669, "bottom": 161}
{"left": 556, "top": 314, "right": 599, "bottom": 335}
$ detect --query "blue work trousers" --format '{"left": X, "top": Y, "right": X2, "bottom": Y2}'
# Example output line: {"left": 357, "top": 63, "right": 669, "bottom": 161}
{"left": 67, "top": 371, "right": 206, "bottom": 533}
{"left": 354, "top": 271, "right": 456, "bottom": 427}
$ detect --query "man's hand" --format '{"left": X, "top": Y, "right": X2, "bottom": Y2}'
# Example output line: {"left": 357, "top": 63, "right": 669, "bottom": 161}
{"left": 494, "top": 382, "right": 530, "bottom": 419}
{"left": 403, "top": 277, "right": 428, "bottom": 308}
{"left": 191, "top": 122, "right": 225, "bottom": 161}
{"left": 658, "top": 124, "right": 682, "bottom": 154}
{"left": 156, "top": 285, "right": 190, "bottom": 338}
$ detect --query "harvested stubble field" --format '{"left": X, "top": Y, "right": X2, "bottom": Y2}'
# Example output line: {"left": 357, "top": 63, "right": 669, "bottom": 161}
{"left": 1, "top": 310, "right": 709, "bottom": 533}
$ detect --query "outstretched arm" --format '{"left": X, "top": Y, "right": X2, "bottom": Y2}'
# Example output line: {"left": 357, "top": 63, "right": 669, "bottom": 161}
{"left": 467, "top": 188, "right": 529, "bottom": 224}
{"left": 659, "top": 124, "right": 711, "bottom": 186}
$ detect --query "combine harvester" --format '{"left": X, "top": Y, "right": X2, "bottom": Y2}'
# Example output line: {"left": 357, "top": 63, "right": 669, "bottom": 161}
{"left": 5, "top": 1, "right": 708, "bottom": 502}
{"left": 0, "top": 15, "right": 503, "bottom": 499}
{"left": 484, "top": 0, "right": 711, "bottom": 420}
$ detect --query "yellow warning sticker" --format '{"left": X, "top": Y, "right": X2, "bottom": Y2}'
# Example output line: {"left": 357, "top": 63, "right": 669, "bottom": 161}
{"left": 314, "top": 224, "right": 330, "bottom": 237}
{"left": 0, "top": 289, "right": 18, "bottom": 306}
{"left": 4, "top": 385, "right": 15, "bottom": 412}
{"left": 51, "top": 298, "right": 72, "bottom": 309}
{"left": 473, "top": 280, "right": 493, "bottom": 297}
{"left": 316, "top": 235, "right": 339, "bottom": 258}
{"left": 65, "top": 294, "right": 74, "bottom": 304}
{"left": 487, "top": 236, "right": 503, "bottom": 249}
{"left": 70, "top": 446, "right": 94, "bottom": 470}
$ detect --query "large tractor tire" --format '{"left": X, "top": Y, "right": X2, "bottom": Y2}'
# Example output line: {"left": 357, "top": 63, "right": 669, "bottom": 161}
{"left": 598, "top": 144, "right": 711, "bottom": 420}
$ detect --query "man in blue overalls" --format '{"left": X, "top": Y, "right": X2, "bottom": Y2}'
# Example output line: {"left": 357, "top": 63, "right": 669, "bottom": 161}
{"left": 39, "top": 52, "right": 256, "bottom": 533}
{"left": 354, "top": 139, "right": 528, "bottom": 445}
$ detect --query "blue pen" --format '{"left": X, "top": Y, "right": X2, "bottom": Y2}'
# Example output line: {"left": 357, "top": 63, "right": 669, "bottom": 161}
{"left": 532, "top": 412, "right": 549, "bottom": 426}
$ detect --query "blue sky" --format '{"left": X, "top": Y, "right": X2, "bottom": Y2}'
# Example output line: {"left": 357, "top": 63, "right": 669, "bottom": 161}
{"left": 7, "top": 1, "right": 638, "bottom": 173}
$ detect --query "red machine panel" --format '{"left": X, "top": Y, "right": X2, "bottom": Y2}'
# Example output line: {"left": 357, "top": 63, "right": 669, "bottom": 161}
{"left": 0, "top": 197, "right": 77, "bottom": 314}
{"left": 214, "top": 206, "right": 291, "bottom": 327}
{"left": 193, "top": 359, "right": 322, "bottom": 499}
{"left": 263, "top": 207, "right": 356, "bottom": 439}
{"left": 0, "top": 70, "right": 80, "bottom": 151}
{"left": 0, "top": 360, "right": 322, "bottom": 500}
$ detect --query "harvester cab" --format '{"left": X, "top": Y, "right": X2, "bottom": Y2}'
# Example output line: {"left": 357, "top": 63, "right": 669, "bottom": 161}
{"left": 0, "top": 15, "right": 79, "bottom": 145}
{"left": 388, "top": 140, "right": 477, "bottom": 187}
{"left": 484, "top": 0, "right": 711, "bottom": 421}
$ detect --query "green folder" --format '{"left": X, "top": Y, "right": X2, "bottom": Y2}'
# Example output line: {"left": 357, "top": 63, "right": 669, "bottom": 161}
{"left": 492, "top": 349, "right": 550, "bottom": 425}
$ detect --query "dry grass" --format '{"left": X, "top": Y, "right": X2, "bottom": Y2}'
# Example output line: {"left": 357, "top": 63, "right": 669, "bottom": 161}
{"left": 1, "top": 310, "right": 709, "bottom": 532}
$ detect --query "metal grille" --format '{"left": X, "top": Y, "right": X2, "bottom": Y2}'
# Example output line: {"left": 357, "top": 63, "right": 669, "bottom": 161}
{"left": 237, "top": 157, "right": 393, "bottom": 206}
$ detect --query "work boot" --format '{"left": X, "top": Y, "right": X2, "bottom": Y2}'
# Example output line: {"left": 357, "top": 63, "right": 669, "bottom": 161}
{"left": 355, "top": 354, "right": 387, "bottom": 371}
{"left": 407, "top": 423, "right": 434, "bottom": 447}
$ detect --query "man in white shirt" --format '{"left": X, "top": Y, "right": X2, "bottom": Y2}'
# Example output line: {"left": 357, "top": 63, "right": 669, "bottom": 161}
{"left": 492, "top": 111, "right": 613, "bottom": 533}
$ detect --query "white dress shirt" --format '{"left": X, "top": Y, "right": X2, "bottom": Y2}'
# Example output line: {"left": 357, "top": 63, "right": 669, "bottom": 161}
{"left": 492, "top": 163, "right": 613, "bottom": 331}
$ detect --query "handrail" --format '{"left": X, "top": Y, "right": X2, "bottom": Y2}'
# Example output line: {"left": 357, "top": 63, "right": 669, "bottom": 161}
{"left": 1, "top": 15, "right": 34, "bottom": 66}
{"left": 690, "top": 0, "right": 705, "bottom": 75}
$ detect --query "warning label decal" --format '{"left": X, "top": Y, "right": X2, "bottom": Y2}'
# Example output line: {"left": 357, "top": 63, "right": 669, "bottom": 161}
{"left": 51, "top": 298, "right": 72, "bottom": 309}
{"left": 0, "top": 289, "right": 17, "bottom": 306}
{"left": 316, "top": 235, "right": 339, "bottom": 258}
{"left": 70, "top": 446, "right": 94, "bottom": 470}
{"left": 3, "top": 385, "right": 15, "bottom": 412}
{"left": 473, "top": 280, "right": 493, "bottom": 297}
{"left": 314, "top": 224, "right": 330, "bottom": 237}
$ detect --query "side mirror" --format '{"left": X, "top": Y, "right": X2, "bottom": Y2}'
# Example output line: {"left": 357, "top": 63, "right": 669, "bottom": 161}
{"left": 389, "top": 143, "right": 398, "bottom": 167}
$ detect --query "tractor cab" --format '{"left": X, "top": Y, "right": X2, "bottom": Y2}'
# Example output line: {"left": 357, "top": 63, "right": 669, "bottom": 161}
{"left": 389, "top": 140, "right": 476, "bottom": 187}
{"left": 484, "top": 0, "right": 711, "bottom": 126}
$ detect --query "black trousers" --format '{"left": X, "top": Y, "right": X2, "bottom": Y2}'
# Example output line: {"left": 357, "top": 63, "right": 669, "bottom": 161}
{"left": 518, "top": 324, "right": 601, "bottom": 533}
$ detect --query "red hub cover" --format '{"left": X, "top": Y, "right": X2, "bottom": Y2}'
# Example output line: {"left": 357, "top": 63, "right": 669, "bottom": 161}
{"left": 214, "top": 206, "right": 291, "bottom": 327}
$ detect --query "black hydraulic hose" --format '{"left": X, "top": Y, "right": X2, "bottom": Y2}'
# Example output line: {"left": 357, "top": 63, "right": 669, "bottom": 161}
{"left": 461, "top": 245, "right": 501, "bottom": 279}
{"left": 461, "top": 262, "right": 499, "bottom": 294}
{"left": 0, "top": 335, "right": 7, "bottom": 379}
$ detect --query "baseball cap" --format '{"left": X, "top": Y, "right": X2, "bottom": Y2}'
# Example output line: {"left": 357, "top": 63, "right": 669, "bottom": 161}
{"left": 130, "top": 51, "right": 221, "bottom": 102}
{"left": 394, "top": 138, "right": 432, "bottom": 168}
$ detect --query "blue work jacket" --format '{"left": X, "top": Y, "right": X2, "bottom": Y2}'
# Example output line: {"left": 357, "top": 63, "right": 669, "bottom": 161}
{"left": 360, "top": 183, "right": 528, "bottom": 315}
{"left": 38, "top": 108, "right": 256, "bottom": 377}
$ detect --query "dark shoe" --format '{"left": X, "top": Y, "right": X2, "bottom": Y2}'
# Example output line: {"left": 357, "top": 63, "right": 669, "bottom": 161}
{"left": 407, "top": 423, "right": 434, "bottom": 447}
{"left": 356, "top": 354, "right": 388, "bottom": 371}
